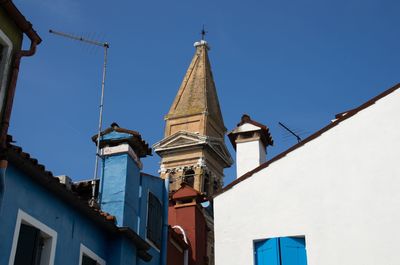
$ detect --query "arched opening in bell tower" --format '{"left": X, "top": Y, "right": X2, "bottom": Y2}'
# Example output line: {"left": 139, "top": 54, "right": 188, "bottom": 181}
{"left": 183, "top": 169, "right": 195, "bottom": 187}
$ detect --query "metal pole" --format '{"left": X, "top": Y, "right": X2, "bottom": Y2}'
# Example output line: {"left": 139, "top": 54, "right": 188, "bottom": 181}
{"left": 49, "top": 30, "right": 105, "bottom": 47}
{"left": 49, "top": 29, "right": 109, "bottom": 206}
{"left": 91, "top": 44, "right": 109, "bottom": 206}
{"left": 161, "top": 174, "right": 170, "bottom": 265}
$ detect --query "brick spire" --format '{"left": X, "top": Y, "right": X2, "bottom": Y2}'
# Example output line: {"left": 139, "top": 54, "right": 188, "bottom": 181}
{"left": 165, "top": 40, "right": 225, "bottom": 138}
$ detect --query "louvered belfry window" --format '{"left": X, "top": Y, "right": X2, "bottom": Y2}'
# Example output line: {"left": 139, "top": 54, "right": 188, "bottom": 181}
{"left": 147, "top": 192, "right": 162, "bottom": 249}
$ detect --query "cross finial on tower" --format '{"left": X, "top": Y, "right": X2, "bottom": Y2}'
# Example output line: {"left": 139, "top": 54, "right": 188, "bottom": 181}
{"left": 201, "top": 25, "right": 207, "bottom": 41}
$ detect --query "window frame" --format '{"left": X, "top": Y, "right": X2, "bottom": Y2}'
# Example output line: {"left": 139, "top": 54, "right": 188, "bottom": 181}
{"left": 0, "top": 29, "right": 13, "bottom": 115}
{"left": 8, "top": 209, "right": 57, "bottom": 265}
{"left": 79, "top": 244, "right": 106, "bottom": 265}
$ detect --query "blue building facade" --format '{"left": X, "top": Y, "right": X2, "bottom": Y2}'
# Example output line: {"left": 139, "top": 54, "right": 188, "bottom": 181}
{"left": 0, "top": 123, "right": 168, "bottom": 265}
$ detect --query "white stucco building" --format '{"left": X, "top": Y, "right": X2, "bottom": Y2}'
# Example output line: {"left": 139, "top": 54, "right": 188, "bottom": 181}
{"left": 214, "top": 84, "right": 400, "bottom": 265}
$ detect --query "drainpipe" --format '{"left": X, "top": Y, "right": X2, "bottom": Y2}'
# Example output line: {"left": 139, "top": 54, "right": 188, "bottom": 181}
{"left": 0, "top": 38, "right": 41, "bottom": 149}
{"left": 172, "top": 225, "right": 188, "bottom": 265}
{"left": 0, "top": 0, "right": 42, "bottom": 148}
{"left": 0, "top": 36, "right": 40, "bottom": 213}
{"left": 160, "top": 174, "right": 170, "bottom": 265}
{"left": 0, "top": 0, "right": 42, "bottom": 212}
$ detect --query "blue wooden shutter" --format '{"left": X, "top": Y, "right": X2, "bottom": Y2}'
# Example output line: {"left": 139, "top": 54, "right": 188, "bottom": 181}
{"left": 254, "top": 238, "right": 280, "bottom": 265}
{"left": 147, "top": 192, "right": 162, "bottom": 248}
{"left": 279, "top": 237, "right": 307, "bottom": 265}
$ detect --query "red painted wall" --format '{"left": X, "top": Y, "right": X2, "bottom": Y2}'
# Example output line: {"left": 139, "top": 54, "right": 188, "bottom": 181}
{"left": 167, "top": 238, "right": 185, "bottom": 265}
{"left": 167, "top": 225, "right": 189, "bottom": 265}
{"left": 169, "top": 203, "right": 208, "bottom": 265}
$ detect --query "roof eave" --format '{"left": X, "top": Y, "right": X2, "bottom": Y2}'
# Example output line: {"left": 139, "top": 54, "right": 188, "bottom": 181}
{"left": 0, "top": 0, "right": 42, "bottom": 44}
{"left": 6, "top": 144, "right": 152, "bottom": 261}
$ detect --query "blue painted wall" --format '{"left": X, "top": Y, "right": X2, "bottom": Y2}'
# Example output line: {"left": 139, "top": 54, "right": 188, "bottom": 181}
{"left": 101, "top": 131, "right": 132, "bottom": 141}
{"left": 98, "top": 129, "right": 167, "bottom": 265}
{"left": 100, "top": 153, "right": 140, "bottom": 229}
{"left": 0, "top": 167, "right": 5, "bottom": 212}
{"left": 107, "top": 237, "right": 138, "bottom": 265}
{"left": 0, "top": 129, "right": 167, "bottom": 265}
{"left": 0, "top": 164, "right": 140, "bottom": 265}
{"left": 137, "top": 174, "right": 165, "bottom": 265}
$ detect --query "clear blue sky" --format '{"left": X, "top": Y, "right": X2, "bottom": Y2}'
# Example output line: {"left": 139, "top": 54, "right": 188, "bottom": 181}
{"left": 10, "top": 0, "right": 400, "bottom": 185}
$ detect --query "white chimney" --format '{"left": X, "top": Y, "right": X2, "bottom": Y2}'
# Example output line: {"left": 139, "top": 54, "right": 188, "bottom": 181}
{"left": 228, "top": 115, "right": 273, "bottom": 178}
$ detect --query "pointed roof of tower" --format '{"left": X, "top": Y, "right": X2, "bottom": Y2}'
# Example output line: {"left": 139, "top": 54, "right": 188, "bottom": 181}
{"left": 166, "top": 40, "right": 225, "bottom": 130}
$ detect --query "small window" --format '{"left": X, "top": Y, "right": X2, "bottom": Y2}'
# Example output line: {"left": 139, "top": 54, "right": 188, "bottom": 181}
{"left": 79, "top": 244, "right": 106, "bottom": 265}
{"left": 82, "top": 255, "right": 97, "bottom": 265}
{"left": 183, "top": 169, "right": 195, "bottom": 187}
{"left": 9, "top": 210, "right": 57, "bottom": 265}
{"left": 13, "top": 224, "right": 46, "bottom": 265}
{"left": 254, "top": 237, "right": 307, "bottom": 265}
{"left": 147, "top": 192, "right": 162, "bottom": 249}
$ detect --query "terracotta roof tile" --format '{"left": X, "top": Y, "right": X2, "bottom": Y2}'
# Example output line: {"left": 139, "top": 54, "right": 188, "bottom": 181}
{"left": 5, "top": 136, "right": 151, "bottom": 260}
{"left": 92, "top": 123, "right": 152, "bottom": 157}
{"left": 7, "top": 137, "right": 117, "bottom": 224}
{"left": 228, "top": 114, "right": 274, "bottom": 149}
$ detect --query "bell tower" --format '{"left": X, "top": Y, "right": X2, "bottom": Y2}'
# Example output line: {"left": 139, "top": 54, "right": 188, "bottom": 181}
{"left": 153, "top": 39, "right": 232, "bottom": 196}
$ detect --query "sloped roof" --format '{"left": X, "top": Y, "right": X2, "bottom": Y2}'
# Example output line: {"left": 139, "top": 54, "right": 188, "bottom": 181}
{"left": 216, "top": 83, "right": 400, "bottom": 197}
{"left": 92, "top": 122, "right": 152, "bottom": 157}
{"left": 6, "top": 136, "right": 152, "bottom": 261}
{"left": 228, "top": 114, "right": 274, "bottom": 149}
{"left": 166, "top": 41, "right": 225, "bottom": 129}
{"left": 171, "top": 183, "right": 207, "bottom": 202}
{"left": 0, "top": 0, "right": 42, "bottom": 44}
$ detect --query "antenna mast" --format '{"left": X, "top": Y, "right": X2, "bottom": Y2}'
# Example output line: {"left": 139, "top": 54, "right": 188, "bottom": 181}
{"left": 49, "top": 29, "right": 109, "bottom": 206}
{"left": 278, "top": 122, "right": 302, "bottom": 143}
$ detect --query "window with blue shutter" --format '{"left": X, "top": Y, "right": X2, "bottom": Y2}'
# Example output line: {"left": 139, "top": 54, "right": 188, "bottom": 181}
{"left": 254, "top": 237, "right": 307, "bottom": 265}
{"left": 255, "top": 238, "right": 280, "bottom": 265}
{"left": 147, "top": 192, "right": 162, "bottom": 249}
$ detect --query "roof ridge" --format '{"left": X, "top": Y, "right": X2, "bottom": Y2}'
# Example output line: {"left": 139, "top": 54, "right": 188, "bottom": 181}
{"left": 216, "top": 82, "right": 400, "bottom": 197}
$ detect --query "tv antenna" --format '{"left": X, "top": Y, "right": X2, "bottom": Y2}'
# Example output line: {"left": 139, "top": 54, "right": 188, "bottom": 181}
{"left": 278, "top": 122, "right": 302, "bottom": 143}
{"left": 49, "top": 29, "right": 109, "bottom": 206}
